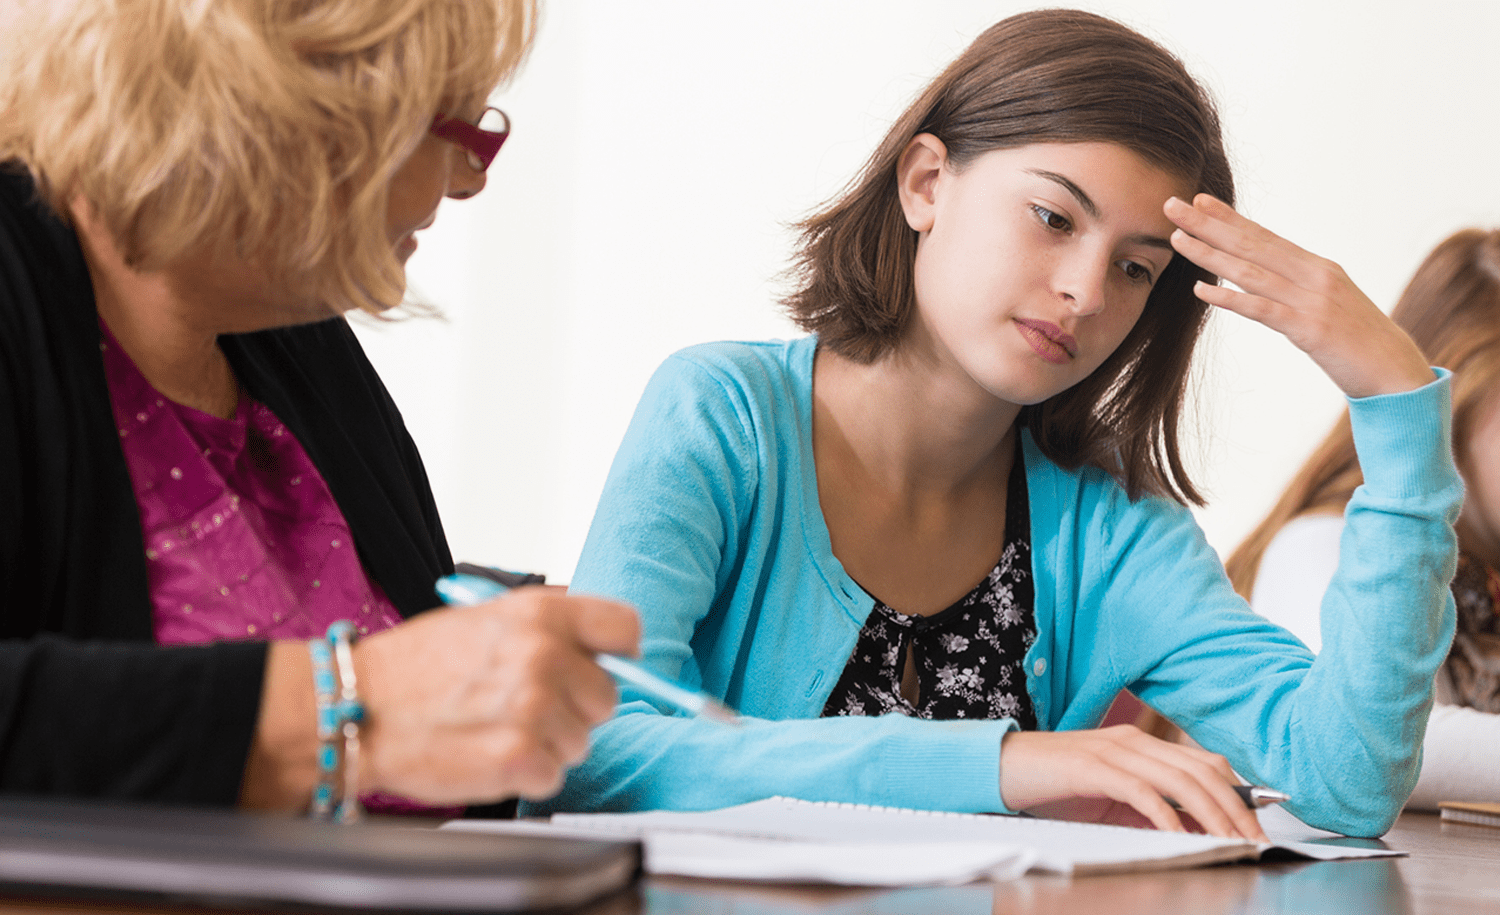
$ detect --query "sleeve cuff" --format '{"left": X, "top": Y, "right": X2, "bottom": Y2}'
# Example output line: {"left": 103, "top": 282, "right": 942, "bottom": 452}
{"left": 1347, "top": 367, "right": 1460, "bottom": 500}
{"left": 878, "top": 719, "right": 1015, "bottom": 813}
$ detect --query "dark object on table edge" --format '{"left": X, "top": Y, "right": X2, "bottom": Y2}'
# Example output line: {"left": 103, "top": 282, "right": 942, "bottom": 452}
{"left": 0, "top": 795, "right": 639, "bottom": 912}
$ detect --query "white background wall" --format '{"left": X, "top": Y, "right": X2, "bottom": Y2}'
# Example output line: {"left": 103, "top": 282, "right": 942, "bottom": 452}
{"left": 353, "top": 0, "right": 1500, "bottom": 584}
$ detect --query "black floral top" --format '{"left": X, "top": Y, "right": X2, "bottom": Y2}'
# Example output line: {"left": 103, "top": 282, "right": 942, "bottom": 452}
{"left": 822, "top": 448, "right": 1038, "bottom": 729}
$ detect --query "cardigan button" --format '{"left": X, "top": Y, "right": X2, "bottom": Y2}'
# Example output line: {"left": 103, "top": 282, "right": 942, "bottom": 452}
{"left": 1032, "top": 657, "right": 1047, "bottom": 676}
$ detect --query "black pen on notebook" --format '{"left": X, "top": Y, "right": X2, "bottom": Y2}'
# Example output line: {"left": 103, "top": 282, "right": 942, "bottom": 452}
{"left": 434, "top": 572, "right": 742, "bottom": 726}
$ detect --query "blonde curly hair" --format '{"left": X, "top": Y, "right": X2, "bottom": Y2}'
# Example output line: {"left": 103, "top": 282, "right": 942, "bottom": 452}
{"left": 0, "top": 0, "right": 536, "bottom": 315}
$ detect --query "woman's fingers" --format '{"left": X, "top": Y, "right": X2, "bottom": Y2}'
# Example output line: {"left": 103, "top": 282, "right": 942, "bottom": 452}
{"left": 522, "top": 590, "right": 637, "bottom": 727}
{"left": 353, "top": 589, "right": 642, "bottom": 804}
{"left": 567, "top": 594, "right": 644, "bottom": 659}
{"left": 999, "top": 727, "right": 1270, "bottom": 841}
{"left": 494, "top": 631, "right": 603, "bottom": 763}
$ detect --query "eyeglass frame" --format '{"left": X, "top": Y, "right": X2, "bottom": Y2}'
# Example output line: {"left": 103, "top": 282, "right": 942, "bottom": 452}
{"left": 429, "top": 106, "right": 511, "bottom": 172}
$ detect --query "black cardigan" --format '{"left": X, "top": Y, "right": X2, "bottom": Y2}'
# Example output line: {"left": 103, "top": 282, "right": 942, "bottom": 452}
{"left": 0, "top": 168, "right": 454, "bottom": 804}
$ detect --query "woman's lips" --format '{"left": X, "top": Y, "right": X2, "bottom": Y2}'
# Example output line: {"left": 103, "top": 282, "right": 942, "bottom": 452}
{"left": 1014, "top": 318, "right": 1078, "bottom": 364}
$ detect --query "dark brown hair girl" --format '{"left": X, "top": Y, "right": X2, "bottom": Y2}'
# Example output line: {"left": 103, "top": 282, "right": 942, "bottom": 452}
{"left": 785, "top": 9, "right": 1234, "bottom": 504}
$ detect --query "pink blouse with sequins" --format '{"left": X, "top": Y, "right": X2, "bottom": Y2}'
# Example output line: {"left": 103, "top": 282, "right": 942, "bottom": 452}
{"left": 100, "top": 323, "right": 405, "bottom": 645}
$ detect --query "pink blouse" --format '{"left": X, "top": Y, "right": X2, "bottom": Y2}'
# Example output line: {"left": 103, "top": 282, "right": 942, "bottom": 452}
{"left": 100, "top": 324, "right": 404, "bottom": 645}
{"left": 101, "top": 321, "right": 453, "bottom": 817}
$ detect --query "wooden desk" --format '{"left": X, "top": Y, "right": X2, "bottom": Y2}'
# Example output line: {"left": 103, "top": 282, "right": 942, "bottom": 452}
{"left": 1, "top": 812, "right": 1495, "bottom": 914}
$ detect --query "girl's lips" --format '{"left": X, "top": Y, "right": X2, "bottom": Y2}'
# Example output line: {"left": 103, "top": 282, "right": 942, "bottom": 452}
{"left": 1015, "top": 318, "right": 1078, "bottom": 364}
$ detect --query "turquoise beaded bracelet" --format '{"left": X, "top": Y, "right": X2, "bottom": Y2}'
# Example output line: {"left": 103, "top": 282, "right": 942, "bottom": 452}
{"left": 308, "top": 620, "right": 366, "bottom": 823}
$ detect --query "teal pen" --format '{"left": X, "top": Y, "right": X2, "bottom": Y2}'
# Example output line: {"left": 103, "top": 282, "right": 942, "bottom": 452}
{"left": 434, "top": 572, "right": 742, "bottom": 726}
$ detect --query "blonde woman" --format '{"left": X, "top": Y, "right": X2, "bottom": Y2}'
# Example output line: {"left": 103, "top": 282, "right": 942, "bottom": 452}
{"left": 1228, "top": 228, "right": 1500, "bottom": 810}
{"left": 0, "top": 0, "right": 637, "bottom": 816}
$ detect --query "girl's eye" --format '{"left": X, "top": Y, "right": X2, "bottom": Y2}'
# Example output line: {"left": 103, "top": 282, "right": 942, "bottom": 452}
{"left": 1031, "top": 205, "right": 1071, "bottom": 232}
{"left": 1119, "top": 260, "right": 1155, "bottom": 285}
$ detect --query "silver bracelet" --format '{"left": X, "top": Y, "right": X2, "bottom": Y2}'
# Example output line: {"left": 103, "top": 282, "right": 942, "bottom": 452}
{"left": 307, "top": 621, "right": 365, "bottom": 822}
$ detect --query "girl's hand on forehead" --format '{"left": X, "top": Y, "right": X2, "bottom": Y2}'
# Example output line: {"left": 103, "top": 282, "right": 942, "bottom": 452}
{"left": 1165, "top": 194, "right": 1433, "bottom": 399}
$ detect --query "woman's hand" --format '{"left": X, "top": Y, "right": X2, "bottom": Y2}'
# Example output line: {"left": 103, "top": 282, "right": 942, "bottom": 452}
{"left": 1165, "top": 194, "right": 1433, "bottom": 399}
{"left": 352, "top": 586, "right": 640, "bottom": 804}
{"left": 999, "top": 726, "right": 1270, "bottom": 842}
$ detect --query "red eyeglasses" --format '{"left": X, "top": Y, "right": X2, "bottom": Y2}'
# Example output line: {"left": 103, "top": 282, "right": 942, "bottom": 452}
{"left": 429, "top": 106, "right": 511, "bottom": 172}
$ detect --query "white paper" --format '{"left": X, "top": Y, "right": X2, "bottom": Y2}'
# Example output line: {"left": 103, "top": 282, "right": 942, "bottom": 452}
{"left": 644, "top": 833, "right": 1035, "bottom": 885}
{"left": 548, "top": 797, "right": 1262, "bottom": 874}
{"left": 447, "top": 796, "right": 1402, "bottom": 886}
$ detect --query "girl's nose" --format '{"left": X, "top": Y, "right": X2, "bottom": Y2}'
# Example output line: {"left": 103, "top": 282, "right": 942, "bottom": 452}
{"left": 1056, "top": 254, "right": 1109, "bottom": 316}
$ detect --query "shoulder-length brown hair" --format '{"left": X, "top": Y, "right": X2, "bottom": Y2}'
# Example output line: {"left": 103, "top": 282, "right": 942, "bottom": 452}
{"left": 782, "top": 8, "right": 1234, "bottom": 505}
{"left": 1226, "top": 228, "right": 1500, "bottom": 597}
{"left": 0, "top": 0, "right": 536, "bottom": 317}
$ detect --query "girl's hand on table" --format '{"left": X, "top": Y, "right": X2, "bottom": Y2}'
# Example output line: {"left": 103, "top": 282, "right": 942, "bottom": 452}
{"left": 1000, "top": 726, "right": 1269, "bottom": 842}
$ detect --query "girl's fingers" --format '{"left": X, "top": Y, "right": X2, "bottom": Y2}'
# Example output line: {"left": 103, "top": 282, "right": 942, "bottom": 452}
{"left": 1088, "top": 763, "right": 1186, "bottom": 834}
{"left": 1166, "top": 194, "right": 1327, "bottom": 292}
{"left": 1167, "top": 196, "right": 1342, "bottom": 316}
{"left": 1155, "top": 739, "right": 1269, "bottom": 842}
{"left": 1001, "top": 729, "right": 1270, "bottom": 841}
{"left": 1191, "top": 277, "right": 1287, "bottom": 324}
{"left": 1100, "top": 737, "right": 1261, "bottom": 841}
{"left": 1168, "top": 227, "right": 1308, "bottom": 312}
{"left": 1178, "top": 741, "right": 1247, "bottom": 786}
{"left": 1133, "top": 744, "right": 1268, "bottom": 842}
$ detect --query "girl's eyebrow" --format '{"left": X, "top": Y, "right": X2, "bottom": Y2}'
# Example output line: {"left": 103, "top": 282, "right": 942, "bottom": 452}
{"left": 1026, "top": 168, "right": 1099, "bottom": 218}
{"left": 1025, "top": 167, "right": 1175, "bottom": 252}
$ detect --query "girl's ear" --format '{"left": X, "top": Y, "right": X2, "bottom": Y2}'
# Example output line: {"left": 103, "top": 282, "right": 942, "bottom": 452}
{"left": 896, "top": 134, "right": 947, "bottom": 233}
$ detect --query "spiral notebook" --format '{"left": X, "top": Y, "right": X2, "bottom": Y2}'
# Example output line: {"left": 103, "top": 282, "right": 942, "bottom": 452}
{"left": 451, "top": 796, "right": 1401, "bottom": 884}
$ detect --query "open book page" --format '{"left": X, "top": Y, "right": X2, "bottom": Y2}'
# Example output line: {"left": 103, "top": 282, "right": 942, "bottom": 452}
{"left": 549, "top": 798, "right": 1260, "bottom": 876}
{"left": 445, "top": 816, "right": 1031, "bottom": 886}
{"left": 449, "top": 797, "right": 1402, "bottom": 884}
{"left": 644, "top": 833, "right": 1037, "bottom": 885}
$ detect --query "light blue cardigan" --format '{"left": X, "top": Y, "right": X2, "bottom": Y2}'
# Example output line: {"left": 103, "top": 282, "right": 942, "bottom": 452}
{"left": 537, "top": 336, "right": 1460, "bottom": 837}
